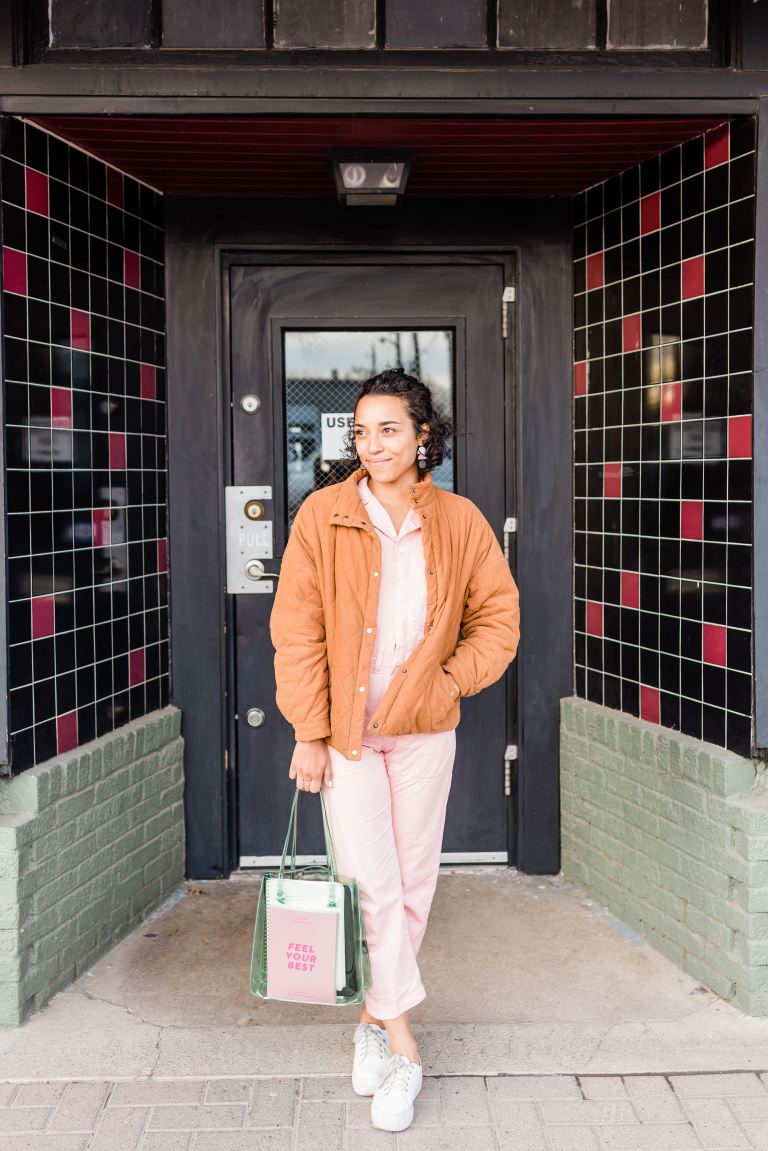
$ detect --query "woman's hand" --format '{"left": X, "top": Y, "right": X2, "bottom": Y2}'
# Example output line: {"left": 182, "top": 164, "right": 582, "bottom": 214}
{"left": 289, "top": 738, "right": 333, "bottom": 792}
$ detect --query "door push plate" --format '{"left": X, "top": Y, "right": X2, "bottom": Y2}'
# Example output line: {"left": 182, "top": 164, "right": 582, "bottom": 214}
{"left": 225, "top": 486, "right": 275, "bottom": 594}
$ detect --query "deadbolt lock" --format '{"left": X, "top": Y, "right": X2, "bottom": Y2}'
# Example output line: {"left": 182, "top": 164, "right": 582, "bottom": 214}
{"left": 246, "top": 708, "right": 266, "bottom": 728}
{"left": 240, "top": 394, "right": 261, "bottom": 414}
{"left": 244, "top": 499, "right": 265, "bottom": 521}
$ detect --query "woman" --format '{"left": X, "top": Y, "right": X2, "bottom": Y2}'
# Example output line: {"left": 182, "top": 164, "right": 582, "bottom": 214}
{"left": 269, "top": 368, "right": 520, "bottom": 1133}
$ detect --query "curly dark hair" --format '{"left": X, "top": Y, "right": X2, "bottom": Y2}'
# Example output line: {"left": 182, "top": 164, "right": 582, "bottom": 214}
{"left": 340, "top": 367, "right": 453, "bottom": 472}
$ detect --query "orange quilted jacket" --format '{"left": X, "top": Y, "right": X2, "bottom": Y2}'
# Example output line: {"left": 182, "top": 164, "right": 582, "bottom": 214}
{"left": 269, "top": 466, "right": 520, "bottom": 761}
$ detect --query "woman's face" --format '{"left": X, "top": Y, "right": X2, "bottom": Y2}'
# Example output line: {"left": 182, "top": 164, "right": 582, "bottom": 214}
{"left": 353, "top": 393, "right": 428, "bottom": 488}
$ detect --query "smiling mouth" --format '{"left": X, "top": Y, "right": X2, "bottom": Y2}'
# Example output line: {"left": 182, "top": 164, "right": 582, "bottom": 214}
{"left": 368, "top": 460, "right": 391, "bottom": 466}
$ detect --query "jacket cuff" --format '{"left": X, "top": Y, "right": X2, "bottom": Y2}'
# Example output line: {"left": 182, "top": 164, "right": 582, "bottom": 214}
{"left": 441, "top": 662, "right": 470, "bottom": 697}
{"left": 293, "top": 721, "right": 331, "bottom": 742}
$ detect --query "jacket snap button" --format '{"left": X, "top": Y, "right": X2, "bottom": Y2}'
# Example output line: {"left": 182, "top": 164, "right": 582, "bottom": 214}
{"left": 373, "top": 571, "right": 379, "bottom": 577}
{"left": 359, "top": 686, "right": 366, "bottom": 692}
{"left": 373, "top": 723, "right": 379, "bottom": 728}
{"left": 366, "top": 627, "right": 373, "bottom": 633}
{"left": 344, "top": 514, "right": 350, "bottom": 518}
{"left": 401, "top": 668, "right": 407, "bottom": 674}
{"left": 429, "top": 569, "right": 434, "bottom": 575}
{"left": 351, "top": 749, "right": 358, "bottom": 755}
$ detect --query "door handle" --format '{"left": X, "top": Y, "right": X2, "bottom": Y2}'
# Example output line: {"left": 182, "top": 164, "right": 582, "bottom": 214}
{"left": 245, "top": 559, "right": 280, "bottom": 581}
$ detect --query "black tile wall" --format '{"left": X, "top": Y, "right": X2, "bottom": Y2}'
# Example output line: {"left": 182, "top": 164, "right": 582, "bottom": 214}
{"left": 573, "top": 118, "right": 755, "bottom": 758}
{"left": 1, "top": 118, "right": 168, "bottom": 772}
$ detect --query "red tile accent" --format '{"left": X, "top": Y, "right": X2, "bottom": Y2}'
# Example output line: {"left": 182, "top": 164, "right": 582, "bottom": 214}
{"left": 57, "top": 711, "right": 78, "bottom": 754}
{"left": 704, "top": 123, "right": 730, "bottom": 170}
{"left": 140, "top": 363, "right": 157, "bottom": 400}
{"left": 621, "top": 570, "right": 640, "bottom": 610}
{"left": 129, "top": 647, "right": 146, "bottom": 686}
{"left": 109, "top": 431, "right": 127, "bottom": 470}
{"left": 92, "top": 508, "right": 111, "bottom": 547}
{"left": 681, "top": 500, "right": 704, "bottom": 540}
{"left": 3, "top": 247, "right": 27, "bottom": 295}
{"left": 728, "top": 414, "right": 752, "bottom": 459}
{"left": 106, "top": 167, "right": 124, "bottom": 208}
{"left": 586, "top": 600, "right": 603, "bottom": 637}
{"left": 157, "top": 538, "right": 168, "bottom": 573}
{"left": 703, "top": 623, "right": 727, "bottom": 667}
{"left": 70, "top": 308, "right": 90, "bottom": 351}
{"left": 603, "top": 462, "right": 622, "bottom": 499}
{"left": 25, "top": 168, "right": 49, "bottom": 216}
{"left": 51, "top": 387, "right": 73, "bottom": 429}
{"left": 32, "top": 594, "right": 55, "bottom": 639}
{"left": 640, "top": 191, "right": 660, "bottom": 235}
{"left": 682, "top": 255, "right": 705, "bottom": 300}
{"left": 622, "top": 312, "right": 641, "bottom": 352}
{"left": 124, "top": 249, "right": 140, "bottom": 289}
{"left": 640, "top": 685, "right": 660, "bottom": 725}
{"left": 586, "top": 251, "right": 604, "bottom": 290}
{"left": 660, "top": 381, "right": 682, "bottom": 423}
{"left": 574, "top": 361, "right": 588, "bottom": 396}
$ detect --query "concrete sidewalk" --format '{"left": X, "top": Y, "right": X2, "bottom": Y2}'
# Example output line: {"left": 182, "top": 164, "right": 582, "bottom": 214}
{"left": 2, "top": 869, "right": 768, "bottom": 1147}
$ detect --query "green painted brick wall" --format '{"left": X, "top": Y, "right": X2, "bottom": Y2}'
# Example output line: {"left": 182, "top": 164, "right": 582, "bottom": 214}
{"left": 561, "top": 697, "right": 768, "bottom": 1015}
{"left": 0, "top": 706, "right": 185, "bottom": 1027}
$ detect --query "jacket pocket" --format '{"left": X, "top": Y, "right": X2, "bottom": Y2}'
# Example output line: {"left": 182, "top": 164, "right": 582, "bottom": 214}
{"left": 427, "top": 663, "right": 459, "bottom": 725}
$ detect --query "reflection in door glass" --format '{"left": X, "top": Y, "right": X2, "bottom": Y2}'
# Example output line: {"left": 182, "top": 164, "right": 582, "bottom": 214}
{"left": 283, "top": 330, "right": 454, "bottom": 528}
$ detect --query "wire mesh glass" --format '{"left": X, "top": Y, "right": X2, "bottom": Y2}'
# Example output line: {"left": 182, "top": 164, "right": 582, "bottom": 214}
{"left": 283, "top": 329, "right": 454, "bottom": 530}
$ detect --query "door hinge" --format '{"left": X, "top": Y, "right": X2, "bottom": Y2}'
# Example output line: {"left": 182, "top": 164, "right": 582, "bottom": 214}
{"left": 504, "top": 743, "right": 517, "bottom": 798}
{"left": 501, "top": 286, "right": 516, "bottom": 339}
{"left": 503, "top": 516, "right": 517, "bottom": 563}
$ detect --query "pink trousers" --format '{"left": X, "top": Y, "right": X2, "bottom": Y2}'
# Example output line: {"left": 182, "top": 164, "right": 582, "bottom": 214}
{"left": 322, "top": 663, "right": 456, "bottom": 1019}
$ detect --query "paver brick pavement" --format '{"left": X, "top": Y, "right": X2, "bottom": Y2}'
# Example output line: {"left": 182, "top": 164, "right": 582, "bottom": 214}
{"left": 0, "top": 1072, "right": 767, "bottom": 1149}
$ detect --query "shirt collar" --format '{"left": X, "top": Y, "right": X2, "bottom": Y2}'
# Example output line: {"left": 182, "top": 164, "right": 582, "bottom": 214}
{"left": 329, "top": 465, "right": 436, "bottom": 527}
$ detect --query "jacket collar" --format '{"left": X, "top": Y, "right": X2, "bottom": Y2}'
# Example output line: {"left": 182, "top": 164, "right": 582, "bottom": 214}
{"left": 329, "top": 466, "right": 436, "bottom": 526}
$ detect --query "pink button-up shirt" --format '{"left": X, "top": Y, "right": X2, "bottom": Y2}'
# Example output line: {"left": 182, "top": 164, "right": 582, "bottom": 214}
{"left": 357, "top": 475, "right": 428, "bottom": 673}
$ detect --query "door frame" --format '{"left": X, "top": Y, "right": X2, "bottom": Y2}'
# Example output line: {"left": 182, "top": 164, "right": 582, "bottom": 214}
{"left": 166, "top": 196, "right": 573, "bottom": 880}
{"left": 224, "top": 256, "right": 517, "bottom": 866}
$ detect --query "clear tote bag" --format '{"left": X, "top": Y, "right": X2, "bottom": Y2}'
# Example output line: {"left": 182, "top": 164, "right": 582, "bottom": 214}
{"left": 249, "top": 788, "right": 372, "bottom": 1006}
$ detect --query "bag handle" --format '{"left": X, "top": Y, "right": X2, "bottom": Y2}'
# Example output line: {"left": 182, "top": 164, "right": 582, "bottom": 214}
{"left": 276, "top": 789, "right": 340, "bottom": 907}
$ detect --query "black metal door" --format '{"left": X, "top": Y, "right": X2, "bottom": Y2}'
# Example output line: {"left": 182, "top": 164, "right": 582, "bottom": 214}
{"left": 228, "top": 261, "right": 515, "bottom": 866}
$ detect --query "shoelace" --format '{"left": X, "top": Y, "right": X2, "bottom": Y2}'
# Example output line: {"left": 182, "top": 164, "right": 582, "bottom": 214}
{"left": 353, "top": 1023, "right": 389, "bottom": 1061}
{"left": 375, "top": 1052, "right": 417, "bottom": 1095}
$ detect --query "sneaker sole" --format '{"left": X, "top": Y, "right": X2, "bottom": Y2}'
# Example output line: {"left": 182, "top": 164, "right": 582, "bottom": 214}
{"left": 370, "top": 1099, "right": 415, "bottom": 1131}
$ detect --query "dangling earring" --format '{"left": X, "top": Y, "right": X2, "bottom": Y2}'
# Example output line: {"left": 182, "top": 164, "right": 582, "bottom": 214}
{"left": 417, "top": 444, "right": 428, "bottom": 469}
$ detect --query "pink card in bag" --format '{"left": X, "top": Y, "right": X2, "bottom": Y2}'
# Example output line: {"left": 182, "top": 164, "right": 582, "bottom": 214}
{"left": 266, "top": 903, "right": 339, "bottom": 1004}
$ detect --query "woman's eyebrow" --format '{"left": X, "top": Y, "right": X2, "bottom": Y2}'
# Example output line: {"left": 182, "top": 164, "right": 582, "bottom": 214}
{"left": 353, "top": 420, "right": 401, "bottom": 428}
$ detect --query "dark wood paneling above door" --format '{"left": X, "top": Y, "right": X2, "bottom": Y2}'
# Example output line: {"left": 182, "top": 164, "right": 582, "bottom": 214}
{"left": 49, "top": 0, "right": 154, "bottom": 47}
{"left": 385, "top": 0, "right": 488, "bottom": 49}
{"left": 607, "top": 0, "right": 709, "bottom": 50}
{"left": 498, "top": 0, "right": 597, "bottom": 51}
{"left": 161, "top": 0, "right": 265, "bottom": 48}
{"left": 273, "top": 0, "right": 376, "bottom": 49}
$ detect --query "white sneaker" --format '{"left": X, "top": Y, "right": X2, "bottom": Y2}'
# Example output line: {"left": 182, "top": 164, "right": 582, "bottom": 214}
{"left": 352, "top": 1022, "right": 391, "bottom": 1096}
{"left": 370, "top": 1052, "right": 423, "bottom": 1132}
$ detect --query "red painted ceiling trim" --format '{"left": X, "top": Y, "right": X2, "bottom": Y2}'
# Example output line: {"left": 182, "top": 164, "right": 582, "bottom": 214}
{"left": 28, "top": 115, "right": 728, "bottom": 198}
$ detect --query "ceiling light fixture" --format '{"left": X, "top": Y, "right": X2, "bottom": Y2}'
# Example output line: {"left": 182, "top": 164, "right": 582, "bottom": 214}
{"left": 330, "top": 149, "right": 413, "bottom": 207}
